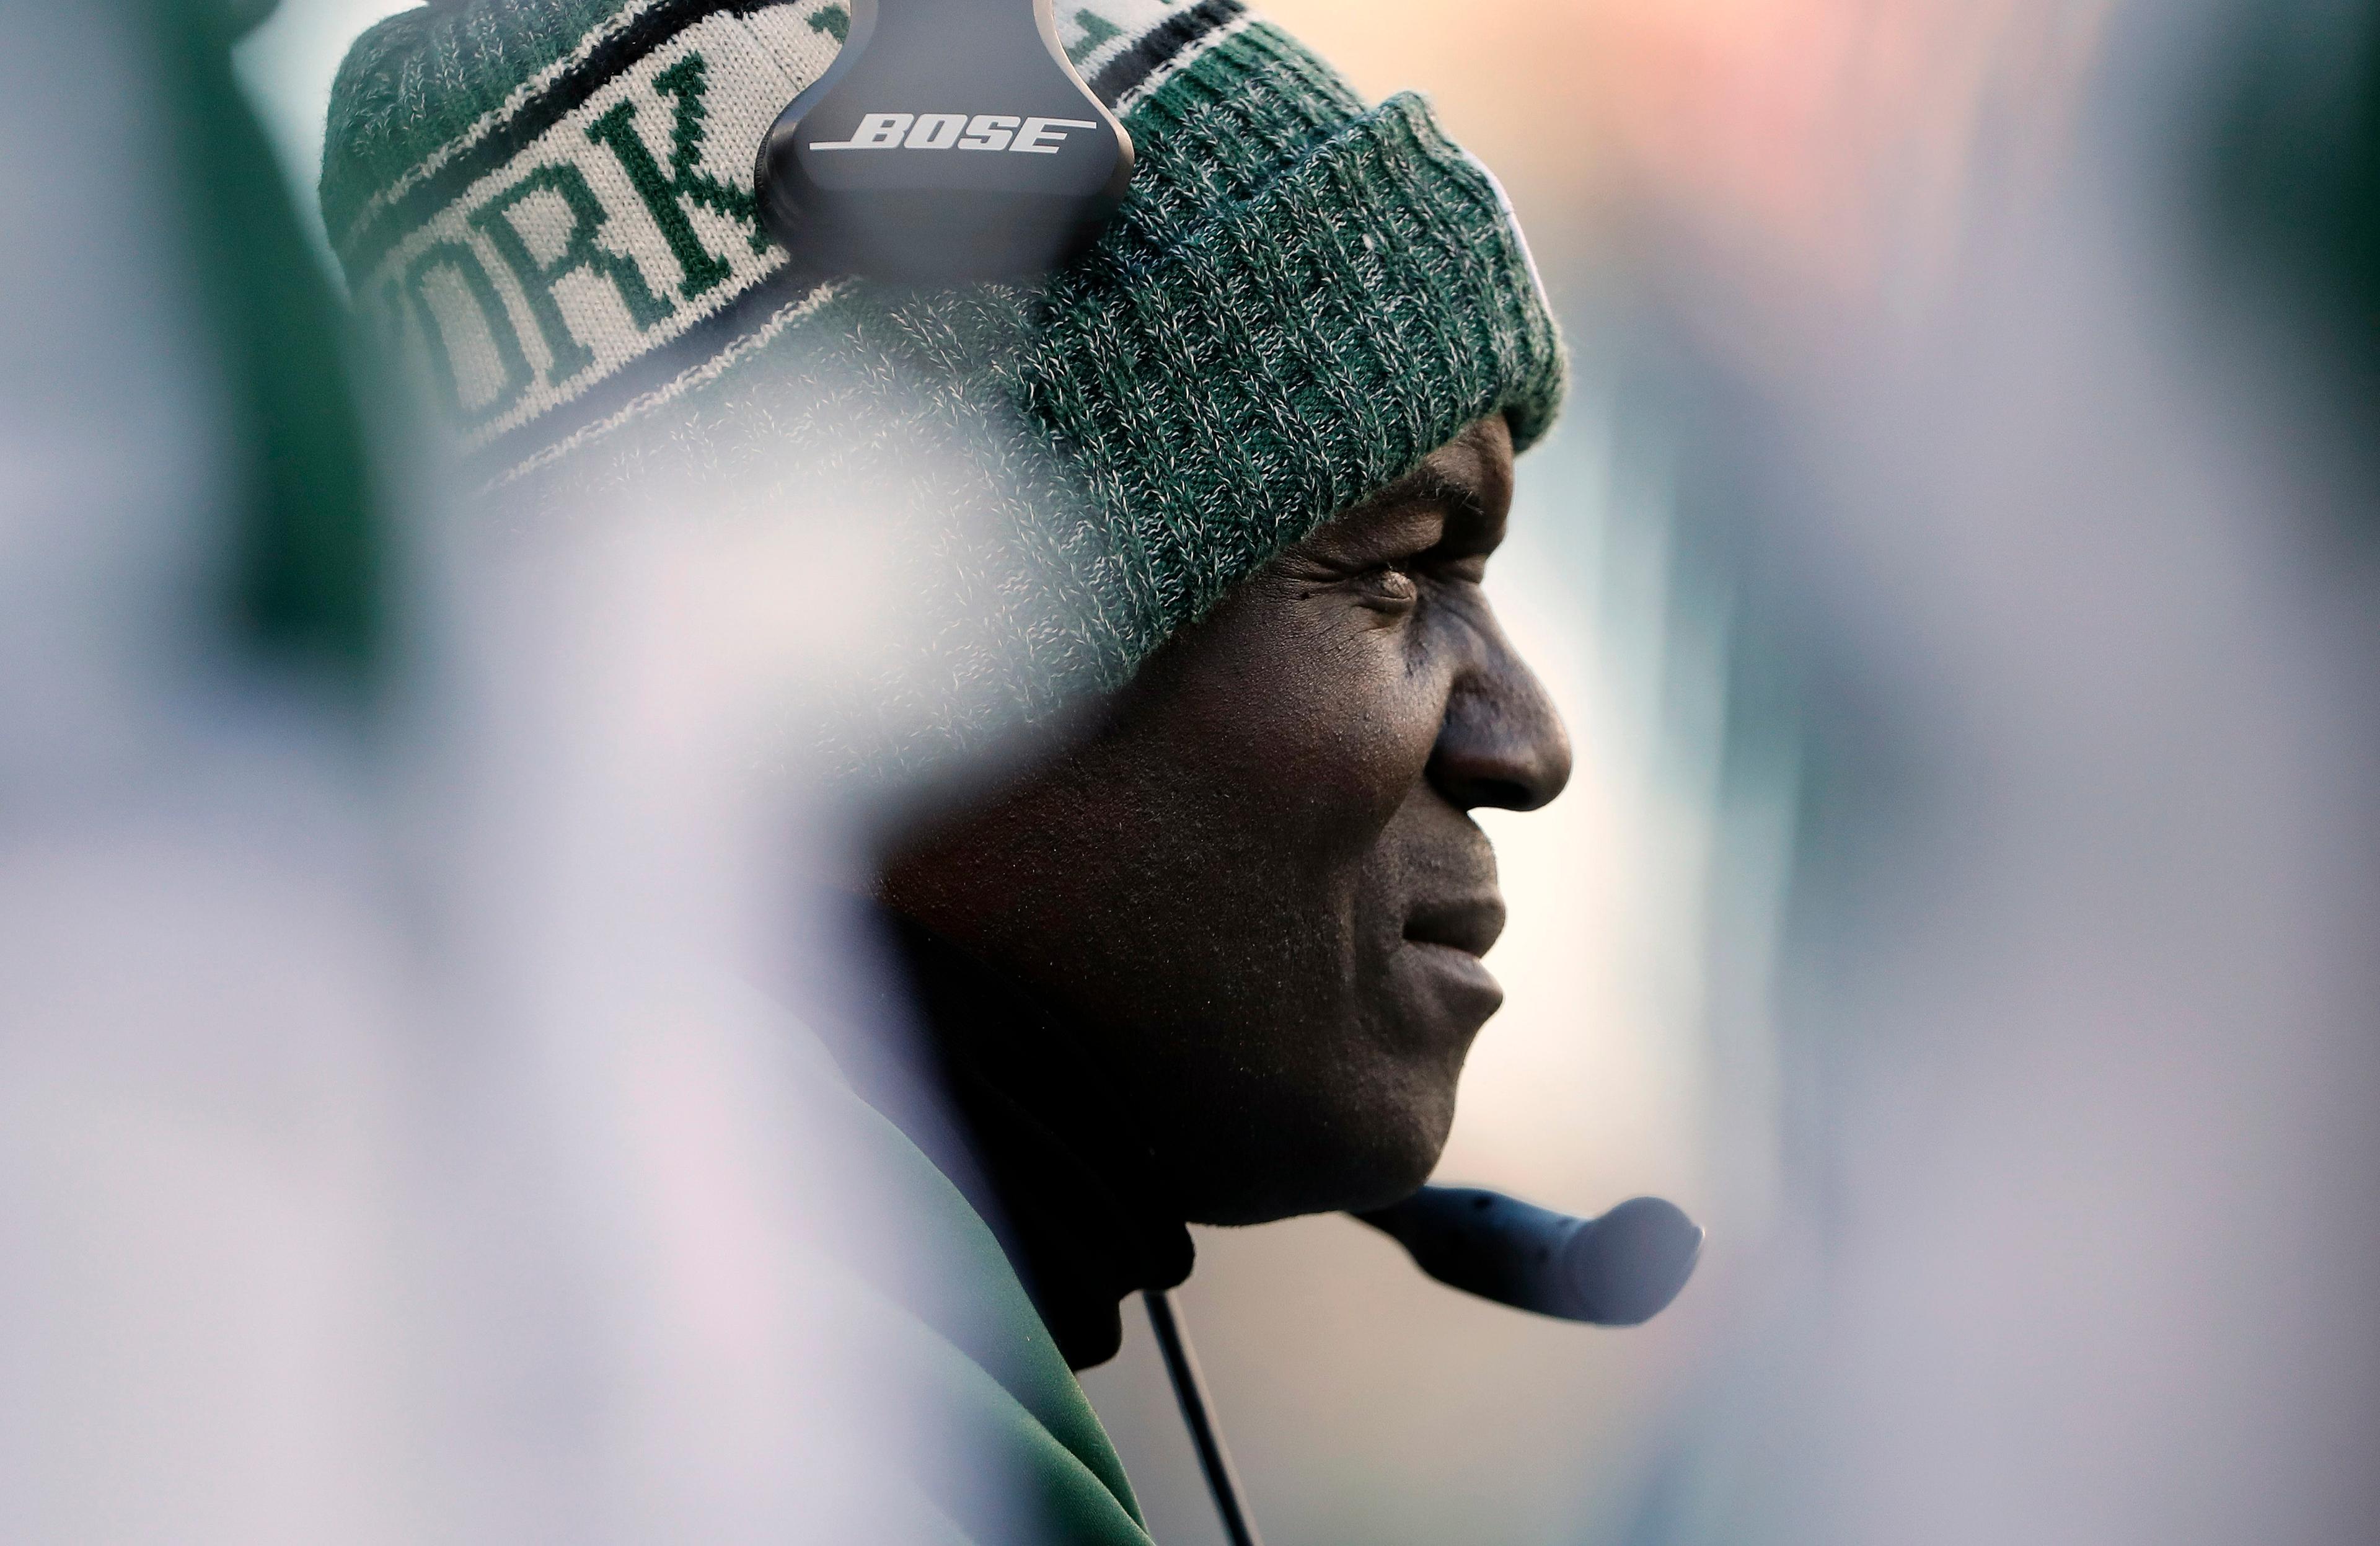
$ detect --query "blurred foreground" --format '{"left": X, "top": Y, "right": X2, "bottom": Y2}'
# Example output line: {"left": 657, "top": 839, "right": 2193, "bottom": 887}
{"left": 5, "top": 1, "right": 2376, "bottom": 1543}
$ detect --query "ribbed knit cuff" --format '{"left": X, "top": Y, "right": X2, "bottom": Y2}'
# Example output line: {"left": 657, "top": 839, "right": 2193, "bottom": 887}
{"left": 1022, "top": 24, "right": 1566, "bottom": 658}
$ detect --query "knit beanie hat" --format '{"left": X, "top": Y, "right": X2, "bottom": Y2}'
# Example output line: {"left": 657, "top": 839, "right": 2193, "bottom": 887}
{"left": 322, "top": 0, "right": 1564, "bottom": 769}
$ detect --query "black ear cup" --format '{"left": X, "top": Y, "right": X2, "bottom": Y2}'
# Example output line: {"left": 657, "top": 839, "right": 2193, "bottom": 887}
{"left": 755, "top": 0, "right": 1134, "bottom": 282}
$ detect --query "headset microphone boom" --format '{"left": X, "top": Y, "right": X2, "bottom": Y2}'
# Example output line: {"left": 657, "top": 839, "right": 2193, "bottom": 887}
{"left": 1354, "top": 1186, "right": 1705, "bottom": 1327}
{"left": 1148, "top": 1188, "right": 1702, "bottom": 1546}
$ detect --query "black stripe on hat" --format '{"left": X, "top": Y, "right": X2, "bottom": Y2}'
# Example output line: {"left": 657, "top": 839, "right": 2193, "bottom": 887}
{"left": 462, "top": 257, "right": 840, "bottom": 484}
{"left": 1088, "top": 0, "right": 1244, "bottom": 107}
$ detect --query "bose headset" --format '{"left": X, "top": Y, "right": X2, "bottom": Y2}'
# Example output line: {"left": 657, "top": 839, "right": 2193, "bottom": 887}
{"left": 754, "top": 0, "right": 1133, "bottom": 278}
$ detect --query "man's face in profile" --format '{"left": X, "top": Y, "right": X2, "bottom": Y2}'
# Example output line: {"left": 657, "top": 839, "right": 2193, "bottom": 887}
{"left": 884, "top": 415, "right": 1571, "bottom": 1224}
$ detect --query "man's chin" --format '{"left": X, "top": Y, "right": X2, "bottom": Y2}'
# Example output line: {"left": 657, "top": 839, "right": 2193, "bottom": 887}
{"left": 1324, "top": 1136, "right": 1448, "bottom": 1217}
{"left": 1320, "top": 978, "right": 1491, "bottom": 1216}
{"left": 1179, "top": 1061, "right": 1465, "bottom": 1225}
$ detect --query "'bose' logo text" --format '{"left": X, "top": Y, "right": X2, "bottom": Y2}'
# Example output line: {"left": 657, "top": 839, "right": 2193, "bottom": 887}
{"left": 807, "top": 113, "right": 1098, "bottom": 154}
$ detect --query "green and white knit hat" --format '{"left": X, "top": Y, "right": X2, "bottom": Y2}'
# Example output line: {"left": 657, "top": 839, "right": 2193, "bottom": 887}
{"left": 324, "top": 0, "right": 1564, "bottom": 764}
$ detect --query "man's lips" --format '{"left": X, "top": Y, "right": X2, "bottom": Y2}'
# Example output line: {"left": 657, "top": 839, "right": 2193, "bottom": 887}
{"left": 1402, "top": 895, "right": 1507, "bottom": 958}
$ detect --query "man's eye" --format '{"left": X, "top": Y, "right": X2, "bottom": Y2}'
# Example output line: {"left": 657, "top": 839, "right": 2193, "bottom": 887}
{"left": 1355, "top": 566, "right": 1421, "bottom": 607}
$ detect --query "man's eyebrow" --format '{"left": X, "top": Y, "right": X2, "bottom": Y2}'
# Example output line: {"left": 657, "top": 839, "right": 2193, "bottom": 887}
{"left": 1393, "top": 463, "right": 1491, "bottom": 525}
{"left": 1312, "top": 444, "right": 1506, "bottom": 561}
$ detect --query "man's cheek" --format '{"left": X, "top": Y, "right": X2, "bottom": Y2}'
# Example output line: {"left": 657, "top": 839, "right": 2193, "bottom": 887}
{"left": 1335, "top": 661, "right": 1447, "bottom": 812}
{"left": 1271, "top": 652, "right": 1439, "bottom": 808}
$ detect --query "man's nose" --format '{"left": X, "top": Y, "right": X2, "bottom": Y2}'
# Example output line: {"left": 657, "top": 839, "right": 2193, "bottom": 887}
{"left": 1426, "top": 614, "right": 1572, "bottom": 813}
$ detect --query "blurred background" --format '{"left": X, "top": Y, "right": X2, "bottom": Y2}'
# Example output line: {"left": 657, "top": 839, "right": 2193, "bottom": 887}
{"left": 9, "top": 0, "right": 2375, "bottom": 1542}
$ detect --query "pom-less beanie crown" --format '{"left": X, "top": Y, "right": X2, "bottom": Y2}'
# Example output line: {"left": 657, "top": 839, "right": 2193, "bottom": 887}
{"left": 323, "top": 0, "right": 1566, "bottom": 763}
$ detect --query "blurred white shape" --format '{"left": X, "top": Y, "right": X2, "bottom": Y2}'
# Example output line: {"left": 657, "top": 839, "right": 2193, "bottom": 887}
{"left": 0, "top": 11, "right": 413, "bottom": 1540}
{"left": 3, "top": 7, "right": 1003, "bottom": 1544}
